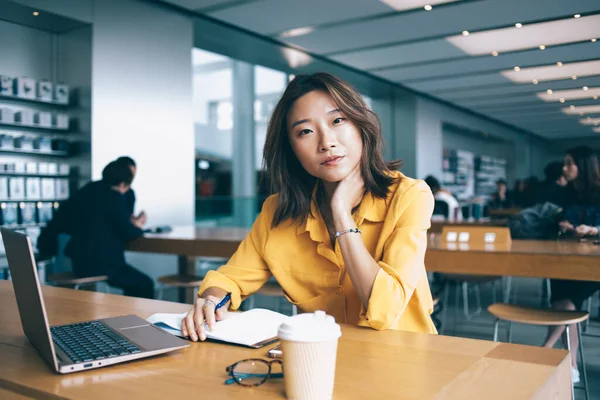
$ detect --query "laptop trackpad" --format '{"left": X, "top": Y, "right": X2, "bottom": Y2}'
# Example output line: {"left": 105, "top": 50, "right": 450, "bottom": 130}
{"left": 118, "top": 324, "right": 186, "bottom": 351}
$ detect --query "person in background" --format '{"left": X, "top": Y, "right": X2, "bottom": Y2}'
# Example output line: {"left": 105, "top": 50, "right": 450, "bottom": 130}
{"left": 512, "top": 179, "right": 527, "bottom": 207}
{"left": 535, "top": 161, "right": 568, "bottom": 206}
{"left": 424, "top": 175, "right": 462, "bottom": 222}
{"left": 66, "top": 161, "right": 154, "bottom": 299}
{"left": 489, "top": 179, "right": 513, "bottom": 209}
{"left": 115, "top": 156, "right": 147, "bottom": 226}
{"left": 182, "top": 72, "right": 437, "bottom": 341}
{"left": 521, "top": 176, "right": 540, "bottom": 207}
{"left": 543, "top": 146, "right": 600, "bottom": 384}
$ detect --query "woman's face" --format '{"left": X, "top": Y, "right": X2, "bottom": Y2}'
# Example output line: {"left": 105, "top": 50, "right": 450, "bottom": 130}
{"left": 563, "top": 154, "right": 579, "bottom": 181}
{"left": 287, "top": 90, "right": 363, "bottom": 183}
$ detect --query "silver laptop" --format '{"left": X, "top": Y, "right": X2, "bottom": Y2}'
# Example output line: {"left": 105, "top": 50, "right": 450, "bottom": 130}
{"left": 1, "top": 228, "right": 189, "bottom": 374}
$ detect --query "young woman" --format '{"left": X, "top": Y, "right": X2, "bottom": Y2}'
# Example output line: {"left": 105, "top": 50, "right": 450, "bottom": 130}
{"left": 182, "top": 73, "right": 436, "bottom": 341}
{"left": 543, "top": 145, "right": 600, "bottom": 383}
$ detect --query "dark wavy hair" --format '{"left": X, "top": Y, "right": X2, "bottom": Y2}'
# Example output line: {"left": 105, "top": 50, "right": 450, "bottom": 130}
{"left": 566, "top": 145, "right": 600, "bottom": 204}
{"left": 263, "top": 72, "right": 402, "bottom": 228}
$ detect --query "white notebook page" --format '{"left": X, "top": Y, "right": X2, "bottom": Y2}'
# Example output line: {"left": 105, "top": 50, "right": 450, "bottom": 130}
{"left": 147, "top": 308, "right": 289, "bottom": 347}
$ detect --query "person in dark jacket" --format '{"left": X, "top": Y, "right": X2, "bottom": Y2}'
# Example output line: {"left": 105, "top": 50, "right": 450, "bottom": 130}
{"left": 489, "top": 179, "right": 514, "bottom": 209}
{"left": 543, "top": 146, "right": 600, "bottom": 383}
{"left": 535, "top": 162, "right": 568, "bottom": 206}
{"left": 115, "top": 156, "right": 146, "bottom": 225}
{"left": 65, "top": 160, "right": 154, "bottom": 299}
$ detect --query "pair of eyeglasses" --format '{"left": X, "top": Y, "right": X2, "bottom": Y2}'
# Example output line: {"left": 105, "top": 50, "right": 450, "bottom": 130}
{"left": 225, "top": 358, "right": 283, "bottom": 386}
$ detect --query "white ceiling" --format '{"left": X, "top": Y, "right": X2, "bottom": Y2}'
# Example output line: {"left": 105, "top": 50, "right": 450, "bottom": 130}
{"left": 163, "top": 0, "right": 600, "bottom": 139}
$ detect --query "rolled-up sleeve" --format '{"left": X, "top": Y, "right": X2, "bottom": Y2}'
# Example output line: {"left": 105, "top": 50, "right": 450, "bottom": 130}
{"left": 358, "top": 183, "right": 434, "bottom": 330}
{"left": 197, "top": 199, "right": 274, "bottom": 310}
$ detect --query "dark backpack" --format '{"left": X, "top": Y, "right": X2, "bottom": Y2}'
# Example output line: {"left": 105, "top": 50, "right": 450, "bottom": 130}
{"left": 508, "top": 202, "right": 561, "bottom": 239}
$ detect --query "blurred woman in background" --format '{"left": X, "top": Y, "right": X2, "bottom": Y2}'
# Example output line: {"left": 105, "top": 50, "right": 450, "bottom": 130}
{"left": 543, "top": 145, "right": 600, "bottom": 383}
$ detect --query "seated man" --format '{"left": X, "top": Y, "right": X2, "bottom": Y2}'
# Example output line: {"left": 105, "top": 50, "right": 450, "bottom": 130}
{"left": 65, "top": 160, "right": 154, "bottom": 299}
{"left": 490, "top": 179, "right": 514, "bottom": 209}
{"left": 424, "top": 175, "right": 462, "bottom": 222}
{"left": 115, "top": 156, "right": 147, "bottom": 226}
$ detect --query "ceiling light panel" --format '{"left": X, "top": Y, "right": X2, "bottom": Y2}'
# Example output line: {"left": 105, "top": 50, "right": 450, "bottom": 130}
{"left": 562, "top": 105, "right": 600, "bottom": 115}
{"left": 537, "top": 87, "right": 600, "bottom": 102}
{"left": 379, "top": 0, "right": 460, "bottom": 12}
{"left": 580, "top": 118, "right": 600, "bottom": 125}
{"left": 446, "top": 15, "right": 600, "bottom": 55}
{"left": 501, "top": 60, "right": 600, "bottom": 83}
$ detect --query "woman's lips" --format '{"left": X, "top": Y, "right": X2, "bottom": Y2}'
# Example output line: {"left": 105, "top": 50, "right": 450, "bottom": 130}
{"left": 321, "top": 156, "right": 345, "bottom": 166}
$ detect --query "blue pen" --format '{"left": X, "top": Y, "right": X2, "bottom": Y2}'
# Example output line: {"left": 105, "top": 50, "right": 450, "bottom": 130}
{"left": 203, "top": 292, "right": 231, "bottom": 329}
{"left": 214, "top": 292, "right": 232, "bottom": 311}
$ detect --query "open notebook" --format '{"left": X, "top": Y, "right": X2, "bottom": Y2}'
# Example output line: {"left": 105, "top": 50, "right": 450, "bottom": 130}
{"left": 147, "top": 308, "right": 289, "bottom": 349}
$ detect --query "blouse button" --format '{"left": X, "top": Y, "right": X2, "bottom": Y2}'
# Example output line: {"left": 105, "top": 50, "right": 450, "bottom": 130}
{"left": 336, "top": 286, "right": 344, "bottom": 294}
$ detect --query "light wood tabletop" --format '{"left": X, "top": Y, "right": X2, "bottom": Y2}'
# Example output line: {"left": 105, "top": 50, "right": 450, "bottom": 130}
{"left": 426, "top": 235, "right": 600, "bottom": 282}
{"left": 127, "top": 226, "right": 600, "bottom": 282}
{"left": 489, "top": 208, "right": 522, "bottom": 218}
{"left": 0, "top": 281, "right": 570, "bottom": 399}
{"left": 429, "top": 219, "right": 508, "bottom": 233}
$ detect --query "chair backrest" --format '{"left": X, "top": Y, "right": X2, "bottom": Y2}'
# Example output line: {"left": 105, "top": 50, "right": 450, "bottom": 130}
{"left": 433, "top": 200, "right": 450, "bottom": 219}
{"left": 441, "top": 226, "right": 512, "bottom": 246}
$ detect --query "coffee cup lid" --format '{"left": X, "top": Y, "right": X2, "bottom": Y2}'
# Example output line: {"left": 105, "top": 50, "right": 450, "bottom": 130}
{"left": 278, "top": 310, "right": 341, "bottom": 342}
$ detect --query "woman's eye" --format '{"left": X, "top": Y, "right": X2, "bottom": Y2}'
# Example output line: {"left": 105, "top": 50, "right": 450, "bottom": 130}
{"left": 299, "top": 129, "right": 312, "bottom": 136}
{"left": 333, "top": 117, "right": 345, "bottom": 124}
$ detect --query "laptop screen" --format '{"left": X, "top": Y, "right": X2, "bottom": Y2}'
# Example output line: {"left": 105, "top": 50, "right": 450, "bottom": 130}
{"left": 1, "top": 228, "right": 58, "bottom": 371}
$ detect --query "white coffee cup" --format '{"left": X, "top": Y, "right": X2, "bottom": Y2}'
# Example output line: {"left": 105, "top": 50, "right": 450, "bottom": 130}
{"left": 278, "top": 310, "right": 341, "bottom": 400}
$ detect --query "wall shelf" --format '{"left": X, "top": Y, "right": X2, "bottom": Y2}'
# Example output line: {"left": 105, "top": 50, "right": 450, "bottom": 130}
{"left": 0, "top": 93, "right": 69, "bottom": 107}
{"left": 0, "top": 148, "right": 68, "bottom": 157}
{"left": 0, "top": 198, "right": 66, "bottom": 202}
{"left": 0, "top": 222, "right": 46, "bottom": 229}
{"left": 0, "top": 173, "right": 74, "bottom": 179}
{"left": 0, "top": 121, "right": 69, "bottom": 133}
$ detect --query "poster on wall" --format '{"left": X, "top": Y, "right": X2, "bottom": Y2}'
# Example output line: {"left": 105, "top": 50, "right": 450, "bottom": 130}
{"left": 442, "top": 148, "right": 474, "bottom": 200}
{"left": 475, "top": 156, "right": 507, "bottom": 196}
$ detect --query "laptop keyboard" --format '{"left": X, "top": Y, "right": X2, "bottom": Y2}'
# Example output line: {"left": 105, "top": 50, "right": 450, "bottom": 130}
{"left": 51, "top": 321, "right": 141, "bottom": 364}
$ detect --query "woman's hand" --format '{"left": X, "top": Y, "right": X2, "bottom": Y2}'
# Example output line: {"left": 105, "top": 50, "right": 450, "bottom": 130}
{"left": 181, "top": 295, "right": 228, "bottom": 342}
{"left": 330, "top": 164, "right": 365, "bottom": 219}
{"left": 559, "top": 220, "right": 574, "bottom": 233}
{"left": 575, "top": 224, "right": 599, "bottom": 237}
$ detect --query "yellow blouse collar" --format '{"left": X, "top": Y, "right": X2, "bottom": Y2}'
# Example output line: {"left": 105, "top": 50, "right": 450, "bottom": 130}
{"left": 296, "top": 181, "right": 388, "bottom": 241}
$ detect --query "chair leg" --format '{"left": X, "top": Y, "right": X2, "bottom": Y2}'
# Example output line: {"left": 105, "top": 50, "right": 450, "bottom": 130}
{"left": 503, "top": 276, "right": 512, "bottom": 303}
{"left": 73, "top": 284, "right": 80, "bottom": 290}
{"left": 463, "top": 282, "right": 482, "bottom": 321}
{"left": 584, "top": 298, "right": 592, "bottom": 332}
{"left": 493, "top": 319, "right": 500, "bottom": 342}
{"left": 577, "top": 323, "right": 590, "bottom": 400}
{"left": 542, "top": 279, "right": 552, "bottom": 307}
{"left": 440, "top": 282, "right": 450, "bottom": 334}
{"left": 566, "top": 326, "right": 575, "bottom": 400}
{"left": 507, "top": 321, "right": 513, "bottom": 343}
{"left": 454, "top": 282, "right": 461, "bottom": 325}
{"left": 474, "top": 284, "right": 482, "bottom": 315}
{"left": 462, "top": 282, "right": 470, "bottom": 320}
{"left": 156, "top": 284, "right": 164, "bottom": 300}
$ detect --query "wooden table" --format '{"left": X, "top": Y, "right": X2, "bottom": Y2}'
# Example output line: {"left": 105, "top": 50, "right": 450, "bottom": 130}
{"left": 0, "top": 282, "right": 570, "bottom": 399}
{"left": 128, "top": 226, "right": 600, "bottom": 284}
{"left": 490, "top": 208, "right": 522, "bottom": 218}
{"left": 426, "top": 236, "right": 600, "bottom": 282}
{"left": 128, "top": 227, "right": 247, "bottom": 302}
{"left": 429, "top": 219, "right": 507, "bottom": 233}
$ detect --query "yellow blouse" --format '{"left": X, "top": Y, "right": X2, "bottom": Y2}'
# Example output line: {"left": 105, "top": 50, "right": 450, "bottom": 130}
{"left": 198, "top": 171, "right": 437, "bottom": 334}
